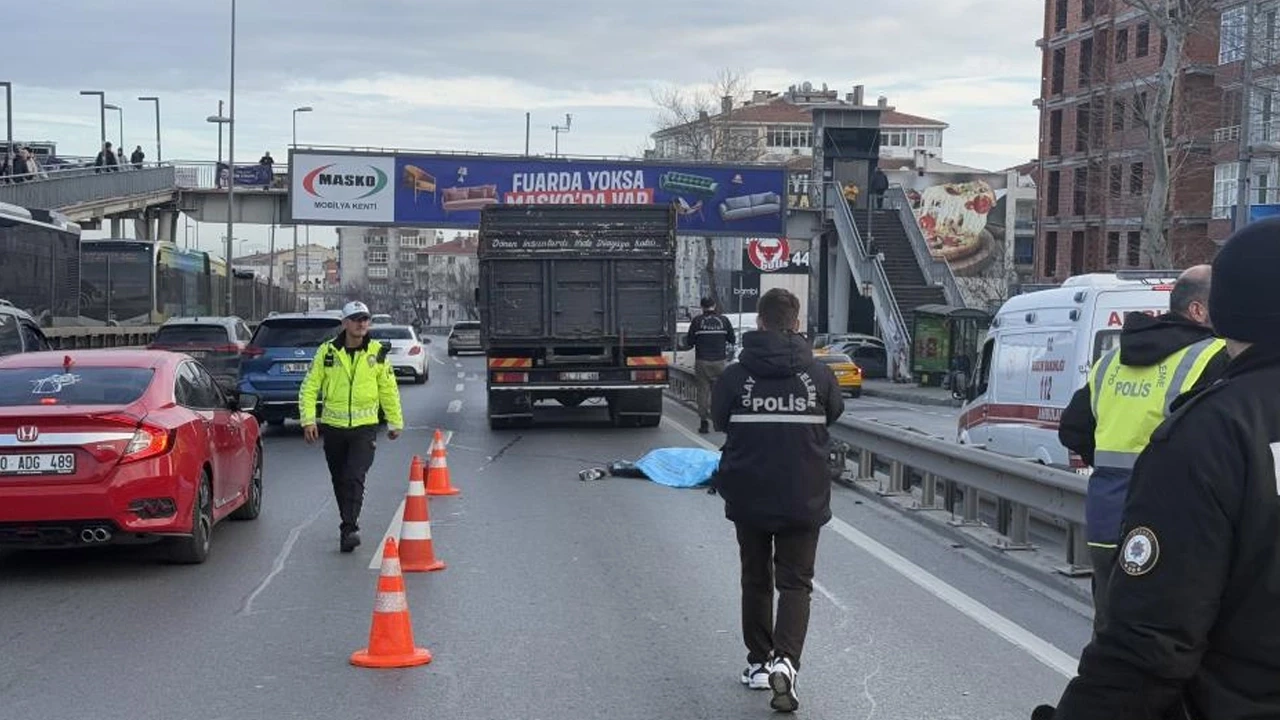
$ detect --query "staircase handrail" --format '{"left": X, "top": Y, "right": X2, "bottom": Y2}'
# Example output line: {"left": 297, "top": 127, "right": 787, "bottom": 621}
{"left": 883, "top": 184, "right": 966, "bottom": 307}
{"left": 829, "top": 182, "right": 911, "bottom": 369}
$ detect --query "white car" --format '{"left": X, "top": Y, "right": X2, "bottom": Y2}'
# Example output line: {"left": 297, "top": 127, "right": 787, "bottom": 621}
{"left": 367, "top": 324, "right": 429, "bottom": 384}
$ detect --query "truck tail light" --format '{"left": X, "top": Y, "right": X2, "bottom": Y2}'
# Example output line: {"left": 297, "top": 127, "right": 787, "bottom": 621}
{"left": 493, "top": 372, "right": 528, "bottom": 384}
{"left": 631, "top": 369, "right": 666, "bottom": 382}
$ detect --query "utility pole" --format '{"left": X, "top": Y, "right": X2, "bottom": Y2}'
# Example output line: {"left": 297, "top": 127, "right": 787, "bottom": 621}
{"left": 1235, "top": 0, "right": 1258, "bottom": 230}
{"left": 552, "top": 113, "right": 572, "bottom": 157}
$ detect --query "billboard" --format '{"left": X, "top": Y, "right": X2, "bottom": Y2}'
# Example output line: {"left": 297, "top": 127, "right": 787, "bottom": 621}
{"left": 288, "top": 149, "right": 786, "bottom": 236}
{"left": 884, "top": 168, "right": 1012, "bottom": 279}
{"left": 290, "top": 153, "right": 397, "bottom": 224}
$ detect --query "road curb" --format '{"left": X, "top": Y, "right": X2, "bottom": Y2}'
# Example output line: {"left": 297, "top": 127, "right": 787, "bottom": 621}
{"left": 862, "top": 385, "right": 961, "bottom": 408}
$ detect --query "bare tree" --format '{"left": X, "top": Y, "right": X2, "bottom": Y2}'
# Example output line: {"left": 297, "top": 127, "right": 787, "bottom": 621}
{"left": 1119, "top": 0, "right": 1217, "bottom": 268}
{"left": 444, "top": 261, "right": 479, "bottom": 320}
{"left": 650, "top": 68, "right": 764, "bottom": 306}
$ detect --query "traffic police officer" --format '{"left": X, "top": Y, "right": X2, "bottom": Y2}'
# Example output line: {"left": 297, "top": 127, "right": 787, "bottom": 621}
{"left": 299, "top": 301, "right": 404, "bottom": 553}
{"left": 1036, "top": 216, "right": 1280, "bottom": 720}
{"left": 1057, "top": 265, "right": 1226, "bottom": 632}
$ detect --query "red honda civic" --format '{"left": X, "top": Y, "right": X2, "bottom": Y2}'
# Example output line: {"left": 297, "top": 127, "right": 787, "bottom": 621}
{"left": 0, "top": 349, "right": 263, "bottom": 563}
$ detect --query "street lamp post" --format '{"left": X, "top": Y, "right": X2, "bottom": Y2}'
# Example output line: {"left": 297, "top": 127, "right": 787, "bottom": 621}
{"left": 138, "top": 96, "right": 161, "bottom": 162}
{"left": 79, "top": 90, "right": 106, "bottom": 152}
{"left": 206, "top": 0, "right": 239, "bottom": 315}
{"left": 104, "top": 104, "right": 124, "bottom": 157}
{"left": 292, "top": 106, "right": 313, "bottom": 301}
{"left": 1, "top": 82, "right": 11, "bottom": 172}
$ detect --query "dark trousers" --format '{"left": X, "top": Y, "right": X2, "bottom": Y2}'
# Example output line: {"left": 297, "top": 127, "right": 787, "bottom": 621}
{"left": 735, "top": 523, "right": 821, "bottom": 670}
{"left": 321, "top": 425, "right": 378, "bottom": 534}
{"left": 1089, "top": 545, "right": 1118, "bottom": 637}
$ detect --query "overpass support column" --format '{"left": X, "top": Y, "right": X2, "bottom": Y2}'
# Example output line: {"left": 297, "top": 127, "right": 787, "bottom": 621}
{"left": 828, "top": 243, "right": 850, "bottom": 334}
{"left": 109, "top": 217, "right": 123, "bottom": 237}
{"left": 155, "top": 210, "right": 179, "bottom": 243}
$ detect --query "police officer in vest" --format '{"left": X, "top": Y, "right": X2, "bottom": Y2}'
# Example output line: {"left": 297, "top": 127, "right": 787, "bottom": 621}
{"left": 1058, "top": 265, "right": 1227, "bottom": 633}
{"left": 299, "top": 301, "right": 405, "bottom": 553}
{"left": 1035, "top": 215, "right": 1280, "bottom": 720}
{"left": 686, "top": 296, "right": 735, "bottom": 434}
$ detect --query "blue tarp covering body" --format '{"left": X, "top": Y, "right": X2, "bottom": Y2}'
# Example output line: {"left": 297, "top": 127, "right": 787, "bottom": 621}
{"left": 633, "top": 447, "right": 721, "bottom": 488}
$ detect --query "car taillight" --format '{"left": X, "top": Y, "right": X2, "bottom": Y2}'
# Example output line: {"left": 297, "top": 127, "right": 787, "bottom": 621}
{"left": 408, "top": 345, "right": 422, "bottom": 355}
{"left": 215, "top": 344, "right": 242, "bottom": 353}
{"left": 242, "top": 345, "right": 265, "bottom": 359}
{"left": 121, "top": 424, "right": 174, "bottom": 464}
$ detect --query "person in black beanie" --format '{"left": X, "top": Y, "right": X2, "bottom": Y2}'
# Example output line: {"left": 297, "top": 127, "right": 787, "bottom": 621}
{"left": 1034, "top": 217, "right": 1280, "bottom": 720}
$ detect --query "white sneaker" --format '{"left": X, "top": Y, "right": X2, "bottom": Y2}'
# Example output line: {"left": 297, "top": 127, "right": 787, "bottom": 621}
{"left": 740, "top": 661, "right": 770, "bottom": 689}
{"left": 768, "top": 656, "right": 799, "bottom": 712}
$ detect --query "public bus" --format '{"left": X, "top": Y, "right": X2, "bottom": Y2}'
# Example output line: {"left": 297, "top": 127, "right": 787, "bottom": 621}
{"left": 80, "top": 239, "right": 216, "bottom": 325}
{"left": 0, "top": 201, "right": 82, "bottom": 326}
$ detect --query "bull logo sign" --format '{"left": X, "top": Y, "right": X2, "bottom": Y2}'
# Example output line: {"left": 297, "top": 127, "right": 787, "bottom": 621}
{"left": 747, "top": 237, "right": 791, "bottom": 272}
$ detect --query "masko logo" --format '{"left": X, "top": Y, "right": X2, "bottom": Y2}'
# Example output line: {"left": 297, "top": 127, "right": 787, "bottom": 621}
{"left": 302, "top": 164, "right": 388, "bottom": 200}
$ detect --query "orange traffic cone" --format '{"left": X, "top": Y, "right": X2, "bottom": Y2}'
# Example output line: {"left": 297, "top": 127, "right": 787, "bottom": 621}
{"left": 400, "top": 458, "right": 445, "bottom": 572}
{"left": 426, "top": 430, "right": 461, "bottom": 496}
{"left": 350, "top": 538, "right": 433, "bottom": 669}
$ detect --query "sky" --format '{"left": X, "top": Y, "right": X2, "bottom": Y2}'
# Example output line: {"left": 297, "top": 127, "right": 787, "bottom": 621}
{"left": 4, "top": 0, "right": 1044, "bottom": 256}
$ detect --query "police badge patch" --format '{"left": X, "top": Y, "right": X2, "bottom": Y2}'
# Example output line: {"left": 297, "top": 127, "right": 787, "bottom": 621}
{"left": 1120, "top": 526, "right": 1160, "bottom": 576}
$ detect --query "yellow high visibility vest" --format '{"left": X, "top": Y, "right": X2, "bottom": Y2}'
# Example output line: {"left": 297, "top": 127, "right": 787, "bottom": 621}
{"left": 1088, "top": 337, "right": 1224, "bottom": 469}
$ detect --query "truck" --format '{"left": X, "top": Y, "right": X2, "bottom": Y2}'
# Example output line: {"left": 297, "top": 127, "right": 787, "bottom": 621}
{"left": 476, "top": 204, "right": 677, "bottom": 429}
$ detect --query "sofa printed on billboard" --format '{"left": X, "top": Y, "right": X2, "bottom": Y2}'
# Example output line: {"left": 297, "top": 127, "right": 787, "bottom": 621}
{"left": 393, "top": 154, "right": 787, "bottom": 236}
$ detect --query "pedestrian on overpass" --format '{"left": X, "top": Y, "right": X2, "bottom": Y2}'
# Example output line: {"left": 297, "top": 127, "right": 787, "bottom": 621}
{"left": 710, "top": 287, "right": 844, "bottom": 713}
{"left": 1035, "top": 216, "right": 1280, "bottom": 720}
{"left": 687, "top": 295, "right": 735, "bottom": 434}
{"left": 298, "top": 301, "right": 404, "bottom": 553}
{"left": 1057, "top": 264, "right": 1226, "bottom": 635}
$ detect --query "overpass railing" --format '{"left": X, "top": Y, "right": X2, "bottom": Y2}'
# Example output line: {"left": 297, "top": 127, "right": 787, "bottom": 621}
{"left": 665, "top": 365, "right": 1092, "bottom": 575}
{"left": 0, "top": 163, "right": 176, "bottom": 211}
{"left": 171, "top": 160, "right": 289, "bottom": 191}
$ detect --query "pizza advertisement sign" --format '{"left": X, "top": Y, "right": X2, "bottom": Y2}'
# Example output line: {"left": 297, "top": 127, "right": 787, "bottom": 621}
{"left": 886, "top": 169, "right": 1012, "bottom": 279}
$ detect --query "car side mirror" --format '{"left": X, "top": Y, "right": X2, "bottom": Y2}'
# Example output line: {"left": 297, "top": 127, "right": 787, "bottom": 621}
{"left": 231, "top": 392, "right": 260, "bottom": 413}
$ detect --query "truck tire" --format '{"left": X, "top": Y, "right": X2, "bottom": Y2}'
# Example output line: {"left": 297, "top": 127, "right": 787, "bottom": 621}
{"left": 610, "top": 389, "right": 662, "bottom": 428}
{"left": 488, "top": 389, "right": 532, "bottom": 430}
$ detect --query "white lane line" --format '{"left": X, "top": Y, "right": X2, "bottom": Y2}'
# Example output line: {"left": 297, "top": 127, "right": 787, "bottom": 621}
{"left": 370, "top": 432, "right": 452, "bottom": 570}
{"left": 447, "top": 399, "right": 463, "bottom": 413}
{"left": 664, "top": 411, "right": 1079, "bottom": 679}
{"left": 454, "top": 362, "right": 462, "bottom": 368}
{"left": 240, "top": 502, "right": 329, "bottom": 614}
{"left": 813, "top": 579, "right": 849, "bottom": 613}
{"left": 455, "top": 383, "right": 465, "bottom": 392}
{"left": 457, "top": 371, "right": 465, "bottom": 379}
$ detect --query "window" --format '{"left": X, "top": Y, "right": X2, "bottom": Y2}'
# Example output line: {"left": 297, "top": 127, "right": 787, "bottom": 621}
{"left": 766, "top": 126, "right": 812, "bottom": 149}
{"left": 1047, "top": 171, "right": 1061, "bottom": 216}
{"left": 1049, "top": 110, "right": 1064, "bottom": 155}
{"left": 1110, "top": 164, "right": 1123, "bottom": 195}
{"left": 20, "top": 323, "right": 48, "bottom": 352}
{"left": 1082, "top": 0, "right": 1094, "bottom": 20}
{"left": 1079, "top": 37, "right": 1095, "bottom": 85}
{"left": 1113, "top": 98, "right": 1126, "bottom": 131}
{"left": 1014, "top": 236, "right": 1035, "bottom": 265}
{"left": 0, "top": 316, "right": 23, "bottom": 356}
{"left": 175, "top": 362, "right": 221, "bottom": 410}
{"left": 367, "top": 250, "right": 388, "bottom": 264}
{"left": 1132, "top": 92, "right": 1147, "bottom": 127}
{"left": 249, "top": 318, "right": 342, "bottom": 348}
{"left": 1136, "top": 22, "right": 1150, "bottom": 57}
{"left": 1073, "top": 166, "right": 1089, "bottom": 215}
{"left": 1076, "top": 104, "right": 1091, "bottom": 151}
{"left": 399, "top": 251, "right": 417, "bottom": 264}
{"left": 1130, "top": 162, "right": 1145, "bottom": 194}
{"left": 1052, "top": 48, "right": 1066, "bottom": 95}
{"left": 1044, "top": 232, "right": 1059, "bottom": 276}
{"left": 975, "top": 338, "right": 994, "bottom": 396}
{"left": 367, "top": 266, "right": 390, "bottom": 279}
{"left": 1127, "top": 231, "right": 1141, "bottom": 266}
{"left": 1116, "top": 27, "right": 1129, "bottom": 63}
{"left": 0, "top": 367, "right": 154, "bottom": 406}
{"left": 1107, "top": 232, "right": 1120, "bottom": 265}
{"left": 1055, "top": 0, "right": 1068, "bottom": 31}
{"left": 1071, "top": 231, "right": 1086, "bottom": 275}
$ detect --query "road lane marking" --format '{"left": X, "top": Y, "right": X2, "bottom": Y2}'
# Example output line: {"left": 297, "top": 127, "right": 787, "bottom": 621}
{"left": 447, "top": 399, "right": 462, "bottom": 413}
{"left": 457, "top": 371, "right": 465, "bottom": 379}
{"left": 240, "top": 501, "right": 328, "bottom": 615}
{"left": 455, "top": 383, "right": 464, "bottom": 392}
{"left": 663, "top": 412, "right": 1079, "bottom": 679}
{"left": 370, "top": 431, "right": 452, "bottom": 569}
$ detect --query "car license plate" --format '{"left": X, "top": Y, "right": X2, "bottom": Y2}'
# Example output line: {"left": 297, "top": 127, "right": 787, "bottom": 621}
{"left": 281, "top": 362, "right": 309, "bottom": 374}
{"left": 0, "top": 452, "right": 76, "bottom": 475}
{"left": 560, "top": 371, "right": 599, "bottom": 381}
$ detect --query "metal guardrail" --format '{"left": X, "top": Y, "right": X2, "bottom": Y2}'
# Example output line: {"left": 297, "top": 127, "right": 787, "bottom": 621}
{"left": 884, "top": 185, "right": 966, "bottom": 307}
{"left": 0, "top": 164, "right": 176, "bottom": 211}
{"left": 829, "top": 182, "right": 911, "bottom": 373}
{"left": 42, "top": 326, "right": 159, "bottom": 350}
{"left": 665, "top": 365, "right": 1092, "bottom": 575}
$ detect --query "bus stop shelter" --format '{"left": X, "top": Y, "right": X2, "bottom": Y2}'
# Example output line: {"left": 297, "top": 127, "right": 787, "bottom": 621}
{"left": 910, "top": 304, "right": 992, "bottom": 387}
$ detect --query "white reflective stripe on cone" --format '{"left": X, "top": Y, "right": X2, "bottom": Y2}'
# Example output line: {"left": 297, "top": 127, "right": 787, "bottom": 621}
{"left": 429, "top": 456, "right": 447, "bottom": 468}
{"left": 379, "top": 557, "right": 402, "bottom": 576}
{"left": 408, "top": 481, "right": 426, "bottom": 497}
{"left": 401, "top": 522, "right": 432, "bottom": 541}
{"left": 373, "top": 591, "right": 409, "bottom": 613}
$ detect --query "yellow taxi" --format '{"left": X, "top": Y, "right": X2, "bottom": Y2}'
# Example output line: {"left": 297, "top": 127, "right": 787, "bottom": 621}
{"left": 816, "top": 352, "right": 862, "bottom": 397}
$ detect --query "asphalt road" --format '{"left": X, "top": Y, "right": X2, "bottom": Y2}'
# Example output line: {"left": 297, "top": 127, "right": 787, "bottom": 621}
{"left": 842, "top": 396, "right": 959, "bottom": 441}
{"left": 0, "top": 342, "right": 1089, "bottom": 720}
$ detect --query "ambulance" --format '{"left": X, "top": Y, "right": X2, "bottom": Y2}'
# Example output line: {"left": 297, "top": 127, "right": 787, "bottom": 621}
{"left": 956, "top": 271, "right": 1181, "bottom": 472}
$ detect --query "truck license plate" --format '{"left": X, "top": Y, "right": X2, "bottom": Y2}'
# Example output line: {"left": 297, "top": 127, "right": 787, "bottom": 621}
{"left": 560, "top": 371, "right": 599, "bottom": 381}
{"left": 0, "top": 452, "right": 76, "bottom": 475}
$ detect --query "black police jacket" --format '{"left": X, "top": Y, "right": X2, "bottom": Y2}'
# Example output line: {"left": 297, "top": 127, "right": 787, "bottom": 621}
{"left": 1048, "top": 343, "right": 1280, "bottom": 720}
{"left": 685, "top": 312, "right": 735, "bottom": 362}
{"left": 710, "top": 330, "right": 844, "bottom": 531}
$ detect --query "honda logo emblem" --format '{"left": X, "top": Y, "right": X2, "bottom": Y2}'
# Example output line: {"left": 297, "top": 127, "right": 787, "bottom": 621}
{"left": 15, "top": 425, "right": 38, "bottom": 443}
